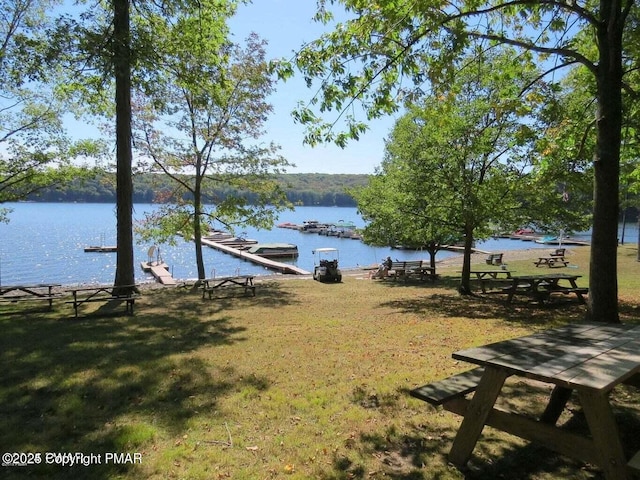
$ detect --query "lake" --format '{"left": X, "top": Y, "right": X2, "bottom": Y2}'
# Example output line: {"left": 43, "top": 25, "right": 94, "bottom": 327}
{"left": 0, "top": 203, "right": 633, "bottom": 286}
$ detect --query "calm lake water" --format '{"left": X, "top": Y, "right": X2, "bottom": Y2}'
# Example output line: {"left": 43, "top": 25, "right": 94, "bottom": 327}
{"left": 0, "top": 202, "right": 633, "bottom": 286}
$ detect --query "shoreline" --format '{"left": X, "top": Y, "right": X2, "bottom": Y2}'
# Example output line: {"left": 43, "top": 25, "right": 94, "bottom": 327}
{"left": 29, "top": 246, "right": 584, "bottom": 292}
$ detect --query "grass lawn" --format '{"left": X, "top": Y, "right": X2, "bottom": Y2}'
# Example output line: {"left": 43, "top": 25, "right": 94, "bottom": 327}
{"left": 1, "top": 246, "right": 639, "bottom": 479}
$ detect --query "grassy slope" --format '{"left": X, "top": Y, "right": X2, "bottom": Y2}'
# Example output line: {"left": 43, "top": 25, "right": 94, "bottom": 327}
{"left": 1, "top": 246, "right": 639, "bottom": 479}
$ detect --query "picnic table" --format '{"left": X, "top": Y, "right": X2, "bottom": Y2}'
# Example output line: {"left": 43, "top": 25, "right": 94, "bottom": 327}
{"left": 66, "top": 284, "right": 140, "bottom": 318}
{"left": 388, "top": 260, "right": 436, "bottom": 282}
{"left": 470, "top": 269, "right": 512, "bottom": 293}
{"left": 411, "top": 322, "right": 640, "bottom": 479}
{"left": 534, "top": 249, "right": 570, "bottom": 267}
{"left": 499, "top": 273, "right": 587, "bottom": 304}
{"left": 201, "top": 275, "right": 256, "bottom": 299}
{"left": 0, "top": 283, "right": 61, "bottom": 310}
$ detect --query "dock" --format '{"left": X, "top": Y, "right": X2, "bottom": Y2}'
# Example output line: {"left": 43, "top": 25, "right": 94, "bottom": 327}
{"left": 442, "top": 245, "right": 492, "bottom": 255}
{"left": 201, "top": 239, "right": 311, "bottom": 275}
{"left": 140, "top": 261, "right": 177, "bottom": 285}
{"left": 84, "top": 245, "right": 117, "bottom": 253}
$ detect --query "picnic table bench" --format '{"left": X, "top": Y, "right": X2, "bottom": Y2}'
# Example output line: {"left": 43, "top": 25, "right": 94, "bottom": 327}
{"left": 410, "top": 367, "right": 485, "bottom": 408}
{"left": 409, "top": 322, "right": 640, "bottom": 479}
{"left": 493, "top": 273, "right": 587, "bottom": 304}
{"left": 534, "top": 248, "right": 569, "bottom": 267}
{"left": 65, "top": 284, "right": 140, "bottom": 318}
{"left": 485, "top": 253, "right": 503, "bottom": 265}
{"left": 388, "top": 260, "right": 436, "bottom": 282}
{"left": 470, "top": 270, "right": 512, "bottom": 293}
{"left": 201, "top": 275, "right": 256, "bottom": 299}
{"left": 0, "top": 283, "right": 62, "bottom": 310}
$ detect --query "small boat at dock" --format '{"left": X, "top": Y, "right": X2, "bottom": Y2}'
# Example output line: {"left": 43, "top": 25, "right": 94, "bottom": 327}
{"left": 246, "top": 243, "right": 299, "bottom": 258}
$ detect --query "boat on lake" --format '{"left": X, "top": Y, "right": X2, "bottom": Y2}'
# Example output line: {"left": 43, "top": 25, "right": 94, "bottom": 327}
{"left": 246, "top": 243, "right": 299, "bottom": 258}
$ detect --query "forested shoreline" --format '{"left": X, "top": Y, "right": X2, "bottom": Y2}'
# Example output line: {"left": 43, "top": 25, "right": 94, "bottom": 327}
{"left": 27, "top": 173, "right": 370, "bottom": 207}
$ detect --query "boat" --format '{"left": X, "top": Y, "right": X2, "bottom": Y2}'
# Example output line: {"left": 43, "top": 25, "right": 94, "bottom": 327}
{"left": 535, "top": 235, "right": 558, "bottom": 244}
{"left": 246, "top": 243, "right": 299, "bottom": 258}
{"left": 276, "top": 222, "right": 299, "bottom": 229}
{"left": 299, "top": 220, "right": 327, "bottom": 233}
{"left": 217, "top": 236, "right": 258, "bottom": 248}
{"left": 204, "top": 229, "right": 234, "bottom": 241}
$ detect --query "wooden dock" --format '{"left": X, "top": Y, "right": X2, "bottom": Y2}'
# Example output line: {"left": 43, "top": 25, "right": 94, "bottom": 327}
{"left": 84, "top": 245, "right": 117, "bottom": 253}
{"left": 201, "top": 239, "right": 311, "bottom": 275}
{"left": 140, "top": 261, "right": 177, "bottom": 285}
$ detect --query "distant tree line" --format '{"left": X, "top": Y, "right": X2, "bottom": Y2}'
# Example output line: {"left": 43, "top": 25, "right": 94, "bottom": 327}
{"left": 26, "top": 173, "right": 369, "bottom": 207}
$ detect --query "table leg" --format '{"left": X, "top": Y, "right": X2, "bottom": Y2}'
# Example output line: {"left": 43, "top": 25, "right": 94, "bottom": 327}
{"left": 507, "top": 280, "right": 516, "bottom": 303}
{"left": 448, "top": 366, "right": 508, "bottom": 468}
{"left": 540, "top": 386, "right": 573, "bottom": 424}
{"left": 578, "top": 390, "right": 629, "bottom": 480}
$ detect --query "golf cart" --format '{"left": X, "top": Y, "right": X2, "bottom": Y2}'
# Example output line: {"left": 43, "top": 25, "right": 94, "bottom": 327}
{"left": 312, "top": 248, "right": 342, "bottom": 282}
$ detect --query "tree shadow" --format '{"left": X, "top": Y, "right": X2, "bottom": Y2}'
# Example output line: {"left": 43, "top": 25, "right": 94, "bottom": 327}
{"left": 0, "top": 293, "right": 262, "bottom": 480}
{"left": 378, "top": 291, "right": 587, "bottom": 326}
{"left": 174, "top": 279, "right": 301, "bottom": 311}
{"left": 321, "top": 378, "right": 640, "bottom": 480}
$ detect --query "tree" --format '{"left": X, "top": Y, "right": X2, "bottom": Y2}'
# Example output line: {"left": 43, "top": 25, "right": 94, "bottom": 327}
{"left": 111, "top": 0, "right": 136, "bottom": 293}
{"left": 133, "top": 29, "right": 292, "bottom": 283}
{"left": 52, "top": 0, "right": 243, "bottom": 292}
{"left": 355, "top": 49, "right": 551, "bottom": 293}
{"left": 0, "top": 0, "right": 100, "bottom": 222}
{"left": 288, "top": 0, "right": 633, "bottom": 322}
{"left": 353, "top": 157, "right": 461, "bottom": 272}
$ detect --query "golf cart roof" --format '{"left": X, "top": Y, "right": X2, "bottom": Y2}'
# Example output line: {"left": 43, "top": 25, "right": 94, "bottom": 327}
{"left": 314, "top": 247, "right": 338, "bottom": 253}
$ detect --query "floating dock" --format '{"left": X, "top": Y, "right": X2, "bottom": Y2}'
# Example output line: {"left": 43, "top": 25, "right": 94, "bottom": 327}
{"left": 201, "top": 239, "right": 311, "bottom": 275}
{"left": 84, "top": 245, "right": 117, "bottom": 252}
{"left": 140, "top": 261, "right": 177, "bottom": 285}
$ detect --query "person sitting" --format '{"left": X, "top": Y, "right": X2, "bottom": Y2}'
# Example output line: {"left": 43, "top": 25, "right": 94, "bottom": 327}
{"left": 370, "top": 256, "right": 392, "bottom": 279}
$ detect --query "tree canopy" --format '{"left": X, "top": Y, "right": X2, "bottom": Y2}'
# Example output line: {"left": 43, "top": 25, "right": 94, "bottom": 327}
{"left": 354, "top": 48, "right": 590, "bottom": 293}
{"left": 132, "top": 26, "right": 292, "bottom": 281}
{"left": 0, "top": 0, "right": 102, "bottom": 222}
{"left": 285, "top": 0, "right": 636, "bottom": 322}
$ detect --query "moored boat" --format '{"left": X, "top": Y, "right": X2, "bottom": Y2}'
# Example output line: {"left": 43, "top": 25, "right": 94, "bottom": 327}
{"left": 246, "top": 243, "right": 299, "bottom": 258}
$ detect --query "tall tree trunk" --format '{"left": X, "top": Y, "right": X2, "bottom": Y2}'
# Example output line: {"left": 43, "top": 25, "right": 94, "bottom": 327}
{"left": 459, "top": 224, "right": 474, "bottom": 295}
{"left": 112, "top": 0, "right": 135, "bottom": 293}
{"left": 588, "top": 0, "right": 623, "bottom": 323}
{"left": 194, "top": 177, "right": 206, "bottom": 283}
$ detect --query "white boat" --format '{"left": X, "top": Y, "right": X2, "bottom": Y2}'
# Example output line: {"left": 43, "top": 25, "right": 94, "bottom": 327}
{"left": 246, "top": 243, "right": 299, "bottom": 258}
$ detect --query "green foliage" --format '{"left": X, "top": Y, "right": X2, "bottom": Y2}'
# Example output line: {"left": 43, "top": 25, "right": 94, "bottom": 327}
{"left": 128, "top": 9, "right": 292, "bottom": 278}
{"left": 354, "top": 49, "right": 574, "bottom": 291}
{"left": 131, "top": 30, "right": 292, "bottom": 249}
{"left": 285, "top": 0, "right": 599, "bottom": 147}
{"left": 0, "top": 0, "right": 105, "bottom": 220}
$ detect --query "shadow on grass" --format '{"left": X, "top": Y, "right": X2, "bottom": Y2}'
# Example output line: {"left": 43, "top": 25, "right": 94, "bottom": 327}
{"left": 619, "top": 301, "right": 640, "bottom": 323}
{"left": 327, "top": 379, "right": 640, "bottom": 479}
{"left": 379, "top": 291, "right": 587, "bottom": 326}
{"left": 176, "top": 279, "right": 301, "bottom": 311}
{"left": 0, "top": 293, "right": 262, "bottom": 480}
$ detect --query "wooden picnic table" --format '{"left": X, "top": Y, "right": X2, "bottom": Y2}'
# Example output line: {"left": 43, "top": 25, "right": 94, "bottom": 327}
{"left": 66, "top": 284, "right": 140, "bottom": 318}
{"left": 470, "top": 269, "right": 512, "bottom": 293}
{"left": 447, "top": 322, "right": 640, "bottom": 479}
{"left": 501, "top": 273, "right": 587, "bottom": 304}
{"left": 534, "top": 255, "right": 570, "bottom": 267}
{"left": 0, "top": 283, "right": 61, "bottom": 309}
{"left": 389, "top": 260, "right": 436, "bottom": 282}
{"left": 201, "top": 275, "right": 256, "bottom": 299}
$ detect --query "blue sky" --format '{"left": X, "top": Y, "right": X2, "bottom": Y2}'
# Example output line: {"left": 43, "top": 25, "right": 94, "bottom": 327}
{"left": 228, "top": 0, "right": 397, "bottom": 174}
